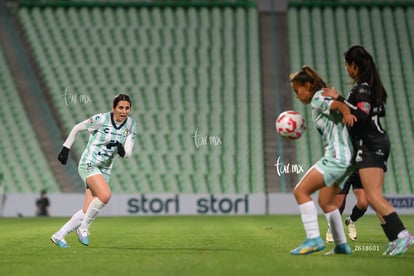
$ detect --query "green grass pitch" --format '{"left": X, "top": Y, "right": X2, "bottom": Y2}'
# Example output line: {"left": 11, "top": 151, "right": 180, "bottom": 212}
{"left": 1, "top": 215, "right": 413, "bottom": 275}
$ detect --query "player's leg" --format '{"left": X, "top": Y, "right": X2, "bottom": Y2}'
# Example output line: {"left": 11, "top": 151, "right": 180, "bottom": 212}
{"left": 343, "top": 172, "right": 367, "bottom": 240}
{"left": 344, "top": 187, "right": 368, "bottom": 240}
{"left": 51, "top": 209, "right": 85, "bottom": 248}
{"left": 326, "top": 170, "right": 353, "bottom": 243}
{"left": 348, "top": 188, "right": 368, "bottom": 222}
{"left": 51, "top": 176, "right": 94, "bottom": 248}
{"left": 77, "top": 174, "right": 112, "bottom": 246}
{"left": 290, "top": 166, "right": 325, "bottom": 255}
{"left": 319, "top": 185, "right": 351, "bottom": 255}
{"left": 359, "top": 168, "right": 413, "bottom": 255}
{"left": 326, "top": 192, "right": 347, "bottom": 243}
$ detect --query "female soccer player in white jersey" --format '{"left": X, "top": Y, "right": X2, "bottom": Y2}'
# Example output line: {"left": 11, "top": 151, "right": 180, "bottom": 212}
{"left": 51, "top": 94, "right": 137, "bottom": 248}
{"left": 289, "top": 66, "right": 356, "bottom": 255}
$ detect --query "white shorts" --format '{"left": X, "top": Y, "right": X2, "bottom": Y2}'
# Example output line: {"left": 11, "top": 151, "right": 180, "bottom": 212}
{"left": 314, "top": 157, "right": 354, "bottom": 188}
{"left": 78, "top": 162, "right": 111, "bottom": 186}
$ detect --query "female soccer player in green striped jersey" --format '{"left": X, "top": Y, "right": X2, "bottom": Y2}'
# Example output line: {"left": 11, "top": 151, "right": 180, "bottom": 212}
{"left": 51, "top": 94, "right": 137, "bottom": 248}
{"left": 289, "top": 66, "right": 356, "bottom": 255}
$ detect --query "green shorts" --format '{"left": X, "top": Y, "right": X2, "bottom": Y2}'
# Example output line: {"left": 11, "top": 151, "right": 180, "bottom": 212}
{"left": 78, "top": 162, "right": 111, "bottom": 186}
{"left": 314, "top": 157, "right": 354, "bottom": 188}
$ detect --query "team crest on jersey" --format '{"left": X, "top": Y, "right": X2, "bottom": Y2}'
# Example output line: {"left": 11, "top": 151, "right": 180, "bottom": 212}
{"left": 357, "top": 102, "right": 371, "bottom": 114}
{"left": 89, "top": 115, "right": 100, "bottom": 124}
{"left": 124, "top": 128, "right": 129, "bottom": 136}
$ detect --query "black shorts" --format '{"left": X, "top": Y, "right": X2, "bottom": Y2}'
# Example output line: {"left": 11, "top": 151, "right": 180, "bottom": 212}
{"left": 353, "top": 136, "right": 390, "bottom": 172}
{"left": 339, "top": 171, "right": 363, "bottom": 195}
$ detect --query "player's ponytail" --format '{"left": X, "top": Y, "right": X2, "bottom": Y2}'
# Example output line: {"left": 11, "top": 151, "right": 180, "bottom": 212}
{"left": 344, "top": 45, "right": 387, "bottom": 104}
{"left": 290, "top": 65, "right": 327, "bottom": 93}
{"left": 302, "top": 65, "right": 327, "bottom": 91}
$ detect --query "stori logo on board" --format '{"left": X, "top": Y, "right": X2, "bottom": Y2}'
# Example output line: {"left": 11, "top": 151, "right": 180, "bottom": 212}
{"left": 126, "top": 194, "right": 253, "bottom": 215}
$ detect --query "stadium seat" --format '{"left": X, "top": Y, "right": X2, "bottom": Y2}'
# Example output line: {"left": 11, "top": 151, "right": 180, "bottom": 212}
{"left": 16, "top": 4, "right": 260, "bottom": 195}
{"left": 0, "top": 46, "right": 60, "bottom": 193}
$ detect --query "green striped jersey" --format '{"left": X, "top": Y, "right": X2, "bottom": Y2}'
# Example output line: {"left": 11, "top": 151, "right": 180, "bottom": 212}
{"left": 80, "top": 112, "right": 137, "bottom": 168}
{"left": 311, "top": 90, "right": 353, "bottom": 165}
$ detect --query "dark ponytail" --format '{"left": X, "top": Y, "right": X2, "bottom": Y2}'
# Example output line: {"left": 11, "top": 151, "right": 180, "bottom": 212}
{"left": 344, "top": 45, "right": 388, "bottom": 104}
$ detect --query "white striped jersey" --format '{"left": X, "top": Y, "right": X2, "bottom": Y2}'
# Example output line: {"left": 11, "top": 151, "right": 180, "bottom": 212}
{"left": 79, "top": 112, "right": 137, "bottom": 168}
{"left": 311, "top": 90, "right": 353, "bottom": 166}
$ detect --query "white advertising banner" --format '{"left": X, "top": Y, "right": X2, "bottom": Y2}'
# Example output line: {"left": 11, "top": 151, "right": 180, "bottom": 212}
{"left": 2, "top": 193, "right": 266, "bottom": 217}
{"left": 1, "top": 193, "right": 413, "bottom": 217}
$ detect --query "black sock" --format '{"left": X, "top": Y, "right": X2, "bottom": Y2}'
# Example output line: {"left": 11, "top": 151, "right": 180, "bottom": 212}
{"left": 338, "top": 200, "right": 346, "bottom": 214}
{"left": 350, "top": 205, "right": 367, "bottom": 222}
{"left": 381, "top": 223, "right": 395, "bottom": 241}
{"left": 382, "top": 212, "right": 406, "bottom": 241}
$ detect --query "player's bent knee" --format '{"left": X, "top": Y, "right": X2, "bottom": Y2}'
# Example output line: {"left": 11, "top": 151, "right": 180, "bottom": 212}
{"left": 99, "top": 192, "right": 112, "bottom": 204}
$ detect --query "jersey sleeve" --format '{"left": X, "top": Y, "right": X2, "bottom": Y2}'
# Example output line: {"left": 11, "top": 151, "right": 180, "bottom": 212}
{"left": 354, "top": 83, "right": 372, "bottom": 114}
{"left": 123, "top": 119, "right": 137, "bottom": 158}
{"left": 344, "top": 83, "right": 371, "bottom": 123}
{"left": 311, "top": 90, "right": 333, "bottom": 116}
{"left": 62, "top": 119, "right": 89, "bottom": 148}
{"left": 85, "top": 113, "right": 105, "bottom": 132}
{"left": 62, "top": 113, "right": 105, "bottom": 148}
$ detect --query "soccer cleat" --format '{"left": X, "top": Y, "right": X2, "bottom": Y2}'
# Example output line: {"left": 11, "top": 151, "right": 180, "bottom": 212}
{"left": 76, "top": 228, "right": 90, "bottom": 246}
{"left": 345, "top": 217, "right": 357, "bottom": 241}
{"left": 383, "top": 232, "right": 414, "bottom": 256}
{"left": 325, "top": 227, "right": 333, "bottom": 243}
{"left": 291, "top": 237, "right": 325, "bottom": 255}
{"left": 51, "top": 233, "right": 69, "bottom": 248}
{"left": 325, "top": 243, "right": 352, "bottom": 255}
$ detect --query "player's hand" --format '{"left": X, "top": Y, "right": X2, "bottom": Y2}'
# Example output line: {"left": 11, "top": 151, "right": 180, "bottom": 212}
{"left": 322, "top": 87, "right": 339, "bottom": 99}
{"left": 342, "top": 113, "right": 357, "bottom": 127}
{"left": 117, "top": 142, "right": 126, "bottom": 158}
{"left": 58, "top": 147, "right": 70, "bottom": 165}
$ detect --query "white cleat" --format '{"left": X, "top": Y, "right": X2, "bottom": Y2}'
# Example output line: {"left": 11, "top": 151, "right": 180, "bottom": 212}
{"left": 326, "top": 227, "right": 334, "bottom": 243}
{"left": 345, "top": 217, "right": 357, "bottom": 241}
{"left": 51, "top": 233, "right": 69, "bottom": 248}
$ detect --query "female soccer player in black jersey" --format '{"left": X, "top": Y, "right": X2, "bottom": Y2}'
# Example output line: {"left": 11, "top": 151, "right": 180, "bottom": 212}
{"left": 323, "top": 45, "right": 413, "bottom": 256}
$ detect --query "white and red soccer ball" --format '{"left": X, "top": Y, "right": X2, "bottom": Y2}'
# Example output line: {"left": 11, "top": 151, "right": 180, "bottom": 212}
{"left": 275, "top": 111, "right": 306, "bottom": 140}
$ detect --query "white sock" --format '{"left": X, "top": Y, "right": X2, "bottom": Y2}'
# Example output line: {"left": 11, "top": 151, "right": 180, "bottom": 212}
{"left": 299, "top": 201, "right": 320, "bottom": 239}
{"left": 79, "top": 198, "right": 106, "bottom": 231}
{"left": 56, "top": 209, "right": 84, "bottom": 237}
{"left": 325, "top": 209, "right": 347, "bottom": 245}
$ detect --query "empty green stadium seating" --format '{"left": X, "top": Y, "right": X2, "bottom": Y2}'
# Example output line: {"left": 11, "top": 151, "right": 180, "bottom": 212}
{"left": 18, "top": 5, "right": 264, "bottom": 194}
{"left": 0, "top": 47, "right": 61, "bottom": 193}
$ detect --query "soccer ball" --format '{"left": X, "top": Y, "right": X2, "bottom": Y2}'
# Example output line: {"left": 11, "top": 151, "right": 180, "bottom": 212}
{"left": 275, "top": 111, "right": 305, "bottom": 139}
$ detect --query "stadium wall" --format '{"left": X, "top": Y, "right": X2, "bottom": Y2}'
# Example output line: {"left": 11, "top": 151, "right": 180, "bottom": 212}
{"left": 2, "top": 193, "right": 413, "bottom": 217}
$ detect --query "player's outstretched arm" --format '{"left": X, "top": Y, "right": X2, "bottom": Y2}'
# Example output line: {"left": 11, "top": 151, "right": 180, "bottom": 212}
{"left": 58, "top": 120, "right": 88, "bottom": 165}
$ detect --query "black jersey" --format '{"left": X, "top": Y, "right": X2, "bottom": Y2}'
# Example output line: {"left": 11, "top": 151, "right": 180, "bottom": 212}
{"left": 342, "top": 82, "right": 390, "bottom": 170}
{"left": 344, "top": 82, "right": 388, "bottom": 145}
